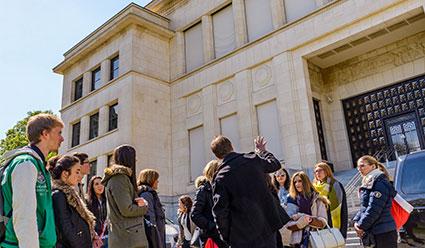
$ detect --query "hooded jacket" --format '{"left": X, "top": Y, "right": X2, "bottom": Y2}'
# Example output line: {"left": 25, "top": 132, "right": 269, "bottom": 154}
{"left": 1, "top": 146, "right": 57, "bottom": 248}
{"left": 102, "top": 164, "right": 148, "bottom": 248}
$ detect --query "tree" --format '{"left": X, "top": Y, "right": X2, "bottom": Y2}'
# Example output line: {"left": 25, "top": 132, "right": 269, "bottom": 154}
{"left": 0, "top": 110, "right": 54, "bottom": 162}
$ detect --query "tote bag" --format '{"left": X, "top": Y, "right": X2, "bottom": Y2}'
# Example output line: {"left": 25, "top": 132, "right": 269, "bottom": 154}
{"left": 309, "top": 223, "right": 345, "bottom": 248}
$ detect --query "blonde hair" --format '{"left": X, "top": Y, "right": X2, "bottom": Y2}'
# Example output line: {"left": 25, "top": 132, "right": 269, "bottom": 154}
{"left": 195, "top": 176, "right": 207, "bottom": 188}
{"left": 203, "top": 160, "right": 220, "bottom": 182}
{"left": 289, "top": 171, "right": 317, "bottom": 199}
{"left": 357, "top": 155, "right": 389, "bottom": 179}
{"left": 313, "top": 162, "right": 335, "bottom": 183}
{"left": 137, "top": 169, "right": 159, "bottom": 187}
{"left": 27, "top": 113, "right": 63, "bottom": 144}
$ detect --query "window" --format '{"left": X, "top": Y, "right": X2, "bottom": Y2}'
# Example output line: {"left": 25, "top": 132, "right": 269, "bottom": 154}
{"left": 108, "top": 103, "right": 118, "bottom": 131}
{"left": 86, "top": 159, "right": 97, "bottom": 186}
{"left": 189, "top": 126, "right": 205, "bottom": 181}
{"left": 256, "top": 101, "right": 284, "bottom": 160}
{"left": 89, "top": 113, "right": 99, "bottom": 140}
{"left": 91, "top": 67, "right": 101, "bottom": 91}
{"left": 284, "top": 0, "right": 317, "bottom": 22}
{"left": 107, "top": 154, "right": 113, "bottom": 167}
{"left": 71, "top": 122, "right": 81, "bottom": 147}
{"left": 401, "top": 155, "right": 425, "bottom": 194}
{"left": 220, "top": 114, "right": 241, "bottom": 151}
{"left": 245, "top": 0, "right": 273, "bottom": 41}
{"left": 185, "top": 23, "right": 204, "bottom": 72}
{"left": 212, "top": 5, "right": 236, "bottom": 58}
{"left": 110, "top": 56, "right": 119, "bottom": 80}
{"left": 73, "top": 77, "right": 83, "bottom": 101}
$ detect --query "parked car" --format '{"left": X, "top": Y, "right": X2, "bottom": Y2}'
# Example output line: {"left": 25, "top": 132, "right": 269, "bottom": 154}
{"left": 394, "top": 150, "right": 425, "bottom": 246}
{"left": 165, "top": 217, "right": 179, "bottom": 248}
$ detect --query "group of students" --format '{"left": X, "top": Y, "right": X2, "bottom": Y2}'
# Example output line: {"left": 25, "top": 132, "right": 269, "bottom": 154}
{"left": 1, "top": 113, "right": 399, "bottom": 248}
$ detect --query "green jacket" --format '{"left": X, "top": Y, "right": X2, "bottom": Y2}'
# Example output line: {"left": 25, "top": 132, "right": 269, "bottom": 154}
{"left": 102, "top": 164, "right": 148, "bottom": 248}
{"left": 1, "top": 147, "right": 57, "bottom": 248}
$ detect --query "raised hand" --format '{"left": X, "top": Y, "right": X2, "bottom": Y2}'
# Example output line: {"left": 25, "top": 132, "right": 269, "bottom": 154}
{"left": 254, "top": 136, "right": 267, "bottom": 153}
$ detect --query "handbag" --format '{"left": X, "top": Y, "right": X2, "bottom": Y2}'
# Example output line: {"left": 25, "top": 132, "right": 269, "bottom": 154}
{"left": 309, "top": 223, "right": 345, "bottom": 248}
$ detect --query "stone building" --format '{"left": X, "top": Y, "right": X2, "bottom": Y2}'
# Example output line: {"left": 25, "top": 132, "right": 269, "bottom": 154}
{"left": 54, "top": 0, "right": 425, "bottom": 217}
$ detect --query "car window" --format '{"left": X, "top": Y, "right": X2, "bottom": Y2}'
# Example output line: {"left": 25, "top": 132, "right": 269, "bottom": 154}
{"left": 401, "top": 155, "right": 425, "bottom": 194}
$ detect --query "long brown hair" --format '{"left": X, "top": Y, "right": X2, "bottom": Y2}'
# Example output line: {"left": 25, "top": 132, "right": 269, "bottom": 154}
{"left": 289, "top": 171, "right": 317, "bottom": 199}
{"left": 87, "top": 176, "right": 105, "bottom": 205}
{"left": 113, "top": 145, "right": 138, "bottom": 192}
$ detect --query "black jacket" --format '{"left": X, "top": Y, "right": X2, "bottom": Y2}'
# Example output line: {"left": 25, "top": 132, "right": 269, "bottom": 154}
{"left": 52, "top": 190, "right": 92, "bottom": 248}
{"left": 87, "top": 197, "right": 107, "bottom": 236}
{"left": 212, "top": 151, "right": 283, "bottom": 247}
{"left": 139, "top": 185, "right": 166, "bottom": 248}
{"left": 191, "top": 181, "right": 228, "bottom": 248}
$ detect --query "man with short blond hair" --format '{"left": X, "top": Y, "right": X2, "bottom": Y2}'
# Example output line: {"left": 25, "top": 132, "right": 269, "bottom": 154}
{"left": 1, "top": 113, "right": 63, "bottom": 248}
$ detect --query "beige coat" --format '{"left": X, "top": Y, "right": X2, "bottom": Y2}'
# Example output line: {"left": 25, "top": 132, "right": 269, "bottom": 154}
{"left": 102, "top": 164, "right": 148, "bottom": 248}
{"left": 281, "top": 192, "right": 328, "bottom": 246}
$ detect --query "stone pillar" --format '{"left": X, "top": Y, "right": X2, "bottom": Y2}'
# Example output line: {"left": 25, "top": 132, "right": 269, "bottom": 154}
{"left": 202, "top": 85, "right": 219, "bottom": 161}
{"left": 99, "top": 105, "right": 109, "bottom": 135}
{"left": 101, "top": 59, "right": 111, "bottom": 85}
{"left": 82, "top": 71, "right": 91, "bottom": 96}
{"left": 202, "top": 15, "right": 215, "bottom": 62}
{"left": 235, "top": 70, "right": 256, "bottom": 152}
{"left": 96, "top": 155, "right": 108, "bottom": 176}
{"left": 80, "top": 115, "right": 90, "bottom": 143}
{"left": 175, "top": 31, "right": 186, "bottom": 76}
{"left": 232, "top": 0, "right": 248, "bottom": 48}
{"left": 271, "top": 0, "right": 286, "bottom": 28}
{"left": 272, "top": 51, "right": 321, "bottom": 170}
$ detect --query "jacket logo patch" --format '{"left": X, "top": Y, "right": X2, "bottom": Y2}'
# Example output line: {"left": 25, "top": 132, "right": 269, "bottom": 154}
{"left": 37, "top": 172, "right": 46, "bottom": 184}
{"left": 373, "top": 191, "right": 382, "bottom": 198}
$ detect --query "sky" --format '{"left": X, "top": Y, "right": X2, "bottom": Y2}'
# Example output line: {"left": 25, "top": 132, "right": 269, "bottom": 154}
{"left": 0, "top": 0, "right": 151, "bottom": 139}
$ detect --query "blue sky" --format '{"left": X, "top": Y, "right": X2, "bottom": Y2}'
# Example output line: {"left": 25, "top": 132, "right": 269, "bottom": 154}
{"left": 0, "top": 0, "right": 151, "bottom": 139}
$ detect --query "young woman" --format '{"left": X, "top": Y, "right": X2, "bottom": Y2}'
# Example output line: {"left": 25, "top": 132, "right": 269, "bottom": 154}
{"left": 312, "top": 162, "right": 348, "bottom": 238}
{"left": 191, "top": 160, "right": 228, "bottom": 248}
{"left": 102, "top": 145, "right": 148, "bottom": 248}
{"left": 137, "top": 169, "right": 166, "bottom": 248}
{"left": 177, "top": 195, "right": 195, "bottom": 248}
{"left": 273, "top": 168, "right": 290, "bottom": 207}
{"left": 87, "top": 176, "right": 108, "bottom": 247}
{"left": 353, "top": 155, "right": 397, "bottom": 248}
{"left": 284, "top": 171, "right": 328, "bottom": 247}
{"left": 51, "top": 155, "right": 100, "bottom": 248}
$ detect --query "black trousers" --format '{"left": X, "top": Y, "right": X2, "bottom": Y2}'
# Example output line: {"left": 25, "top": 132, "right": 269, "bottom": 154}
{"left": 375, "top": 230, "right": 398, "bottom": 248}
{"left": 231, "top": 232, "right": 277, "bottom": 248}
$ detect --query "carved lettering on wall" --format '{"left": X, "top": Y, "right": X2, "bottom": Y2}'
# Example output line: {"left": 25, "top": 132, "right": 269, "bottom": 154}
{"left": 324, "top": 31, "right": 425, "bottom": 85}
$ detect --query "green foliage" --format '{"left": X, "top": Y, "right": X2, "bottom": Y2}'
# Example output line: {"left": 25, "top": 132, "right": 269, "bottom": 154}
{"left": 0, "top": 110, "right": 53, "bottom": 162}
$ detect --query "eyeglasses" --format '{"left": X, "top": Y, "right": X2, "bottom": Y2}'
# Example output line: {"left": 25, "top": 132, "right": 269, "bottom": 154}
{"left": 314, "top": 168, "right": 324, "bottom": 174}
{"left": 358, "top": 163, "right": 369, "bottom": 168}
{"left": 275, "top": 173, "right": 286, "bottom": 177}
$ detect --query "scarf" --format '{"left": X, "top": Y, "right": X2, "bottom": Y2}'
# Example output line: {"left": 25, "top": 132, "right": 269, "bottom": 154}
{"left": 361, "top": 169, "right": 384, "bottom": 189}
{"left": 53, "top": 179, "right": 96, "bottom": 237}
{"left": 296, "top": 194, "right": 312, "bottom": 215}
{"left": 314, "top": 177, "right": 343, "bottom": 229}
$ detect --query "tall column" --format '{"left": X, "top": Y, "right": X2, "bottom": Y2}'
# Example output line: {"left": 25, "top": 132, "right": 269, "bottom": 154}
{"left": 235, "top": 70, "right": 256, "bottom": 152}
{"left": 101, "top": 59, "right": 111, "bottom": 86}
{"left": 175, "top": 31, "right": 186, "bottom": 76}
{"left": 272, "top": 51, "right": 321, "bottom": 170}
{"left": 271, "top": 0, "right": 286, "bottom": 28}
{"left": 202, "top": 15, "right": 215, "bottom": 62}
{"left": 80, "top": 115, "right": 90, "bottom": 143}
{"left": 96, "top": 155, "right": 108, "bottom": 176}
{"left": 232, "top": 0, "right": 248, "bottom": 48}
{"left": 82, "top": 71, "right": 91, "bottom": 96}
{"left": 202, "top": 85, "right": 219, "bottom": 161}
{"left": 99, "top": 105, "right": 109, "bottom": 135}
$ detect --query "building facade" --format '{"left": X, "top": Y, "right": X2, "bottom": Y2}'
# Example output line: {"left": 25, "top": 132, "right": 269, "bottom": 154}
{"left": 54, "top": 0, "right": 425, "bottom": 217}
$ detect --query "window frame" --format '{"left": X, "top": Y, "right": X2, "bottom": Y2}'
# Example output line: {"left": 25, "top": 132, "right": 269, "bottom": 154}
{"left": 89, "top": 112, "right": 99, "bottom": 140}
{"left": 71, "top": 121, "right": 81, "bottom": 147}
{"left": 91, "top": 67, "right": 101, "bottom": 91}
{"left": 110, "top": 55, "right": 119, "bottom": 80}
{"left": 108, "top": 103, "right": 118, "bottom": 131}
{"left": 73, "top": 77, "right": 83, "bottom": 101}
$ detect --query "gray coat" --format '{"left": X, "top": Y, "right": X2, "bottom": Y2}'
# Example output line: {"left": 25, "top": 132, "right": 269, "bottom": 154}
{"left": 102, "top": 165, "right": 148, "bottom": 248}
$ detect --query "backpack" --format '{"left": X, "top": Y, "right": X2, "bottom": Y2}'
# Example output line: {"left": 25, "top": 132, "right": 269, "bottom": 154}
{"left": 0, "top": 151, "right": 36, "bottom": 242}
{"left": 0, "top": 160, "right": 13, "bottom": 242}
